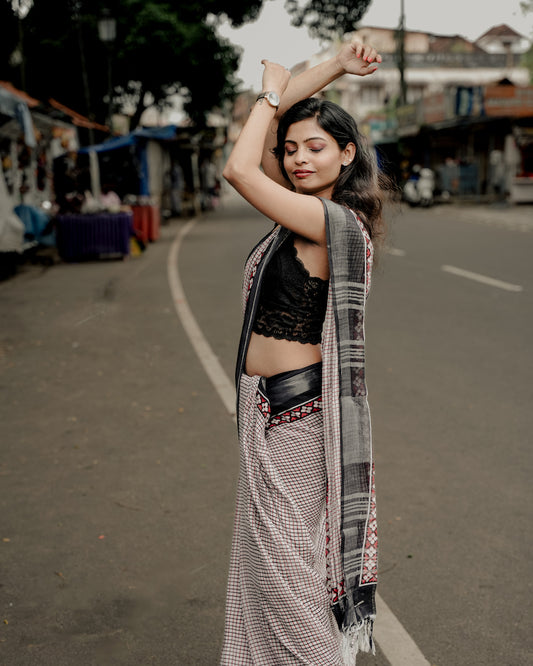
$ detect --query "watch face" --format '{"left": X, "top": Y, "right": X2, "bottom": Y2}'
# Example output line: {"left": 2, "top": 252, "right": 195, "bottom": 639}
{"left": 266, "top": 92, "right": 280, "bottom": 107}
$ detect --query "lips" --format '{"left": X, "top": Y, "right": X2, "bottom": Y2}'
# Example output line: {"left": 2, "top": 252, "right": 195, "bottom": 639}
{"left": 293, "top": 170, "right": 314, "bottom": 179}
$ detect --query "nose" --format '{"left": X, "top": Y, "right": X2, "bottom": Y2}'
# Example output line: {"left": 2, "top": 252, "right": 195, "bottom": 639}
{"left": 293, "top": 147, "right": 307, "bottom": 164}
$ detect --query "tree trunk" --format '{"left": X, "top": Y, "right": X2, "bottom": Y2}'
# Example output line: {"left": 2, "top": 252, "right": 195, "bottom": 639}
{"left": 129, "top": 85, "right": 147, "bottom": 130}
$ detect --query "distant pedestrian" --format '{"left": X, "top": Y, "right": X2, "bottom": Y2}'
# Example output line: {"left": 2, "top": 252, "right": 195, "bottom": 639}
{"left": 170, "top": 162, "right": 185, "bottom": 216}
{"left": 221, "top": 37, "right": 385, "bottom": 665}
{"left": 200, "top": 157, "right": 219, "bottom": 210}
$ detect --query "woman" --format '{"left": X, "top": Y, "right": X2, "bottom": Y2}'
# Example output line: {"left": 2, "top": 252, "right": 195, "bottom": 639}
{"left": 221, "top": 38, "right": 384, "bottom": 665}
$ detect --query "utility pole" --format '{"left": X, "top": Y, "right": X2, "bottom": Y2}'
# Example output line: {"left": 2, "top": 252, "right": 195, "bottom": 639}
{"left": 397, "top": 0, "right": 407, "bottom": 106}
{"left": 11, "top": 1, "right": 27, "bottom": 91}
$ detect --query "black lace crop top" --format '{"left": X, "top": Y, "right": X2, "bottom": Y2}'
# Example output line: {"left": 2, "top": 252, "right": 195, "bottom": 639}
{"left": 252, "top": 233, "right": 329, "bottom": 344}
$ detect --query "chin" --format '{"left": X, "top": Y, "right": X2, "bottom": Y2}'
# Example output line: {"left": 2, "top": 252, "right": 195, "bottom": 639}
{"left": 294, "top": 181, "right": 317, "bottom": 194}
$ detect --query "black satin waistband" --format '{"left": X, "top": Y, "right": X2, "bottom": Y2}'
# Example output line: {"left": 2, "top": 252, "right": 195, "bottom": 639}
{"left": 259, "top": 362, "right": 322, "bottom": 415}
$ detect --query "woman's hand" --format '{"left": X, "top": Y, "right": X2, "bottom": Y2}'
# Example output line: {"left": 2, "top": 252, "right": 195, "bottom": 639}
{"left": 336, "top": 37, "right": 382, "bottom": 77}
{"left": 260, "top": 60, "right": 291, "bottom": 98}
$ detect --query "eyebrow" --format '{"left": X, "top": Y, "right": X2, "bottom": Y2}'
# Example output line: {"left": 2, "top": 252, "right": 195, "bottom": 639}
{"left": 284, "top": 136, "right": 327, "bottom": 145}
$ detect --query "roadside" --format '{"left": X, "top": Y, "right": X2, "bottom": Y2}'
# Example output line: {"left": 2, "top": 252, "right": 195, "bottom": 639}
{"left": 0, "top": 217, "right": 238, "bottom": 665}
{"left": 426, "top": 200, "right": 533, "bottom": 232}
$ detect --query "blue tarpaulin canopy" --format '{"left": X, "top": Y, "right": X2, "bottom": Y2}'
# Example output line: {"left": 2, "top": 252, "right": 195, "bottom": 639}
{"left": 78, "top": 125, "right": 177, "bottom": 153}
{"left": 78, "top": 125, "right": 177, "bottom": 196}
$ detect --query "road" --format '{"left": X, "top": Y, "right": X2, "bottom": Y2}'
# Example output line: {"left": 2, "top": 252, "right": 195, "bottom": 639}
{"left": 1, "top": 194, "right": 531, "bottom": 665}
{"left": 180, "top": 194, "right": 533, "bottom": 666}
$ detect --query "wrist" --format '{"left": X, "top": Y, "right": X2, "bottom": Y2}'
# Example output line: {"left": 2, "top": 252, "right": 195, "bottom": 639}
{"left": 256, "top": 90, "right": 281, "bottom": 108}
{"left": 250, "top": 97, "right": 278, "bottom": 115}
{"left": 333, "top": 53, "right": 347, "bottom": 77}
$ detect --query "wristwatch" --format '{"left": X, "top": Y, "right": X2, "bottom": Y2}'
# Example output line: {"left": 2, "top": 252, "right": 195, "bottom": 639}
{"left": 256, "top": 91, "right": 280, "bottom": 108}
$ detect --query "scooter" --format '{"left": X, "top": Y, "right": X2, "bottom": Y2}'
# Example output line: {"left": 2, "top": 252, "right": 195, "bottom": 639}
{"left": 403, "top": 166, "right": 435, "bottom": 207}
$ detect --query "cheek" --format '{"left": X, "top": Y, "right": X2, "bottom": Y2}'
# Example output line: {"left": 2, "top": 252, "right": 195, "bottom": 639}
{"left": 318, "top": 150, "right": 343, "bottom": 170}
{"left": 324, "top": 157, "right": 343, "bottom": 176}
{"left": 283, "top": 155, "right": 294, "bottom": 176}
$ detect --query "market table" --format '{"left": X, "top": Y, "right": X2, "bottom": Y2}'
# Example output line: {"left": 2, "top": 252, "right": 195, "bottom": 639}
{"left": 56, "top": 211, "right": 133, "bottom": 261}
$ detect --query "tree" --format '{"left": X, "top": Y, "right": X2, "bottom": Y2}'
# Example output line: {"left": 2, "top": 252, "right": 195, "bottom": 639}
{"left": 0, "top": 0, "right": 262, "bottom": 128}
{"left": 0, "top": 0, "right": 373, "bottom": 129}
{"left": 520, "top": 0, "right": 533, "bottom": 78}
{"left": 285, "top": 0, "right": 372, "bottom": 42}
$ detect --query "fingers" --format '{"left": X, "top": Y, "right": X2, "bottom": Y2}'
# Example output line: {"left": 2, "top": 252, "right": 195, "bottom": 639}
{"left": 360, "top": 46, "right": 379, "bottom": 63}
{"left": 360, "top": 63, "right": 380, "bottom": 76}
{"left": 349, "top": 37, "right": 382, "bottom": 65}
{"left": 350, "top": 39, "right": 364, "bottom": 59}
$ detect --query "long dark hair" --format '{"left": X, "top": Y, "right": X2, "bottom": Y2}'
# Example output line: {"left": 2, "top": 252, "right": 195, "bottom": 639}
{"left": 274, "top": 98, "right": 386, "bottom": 240}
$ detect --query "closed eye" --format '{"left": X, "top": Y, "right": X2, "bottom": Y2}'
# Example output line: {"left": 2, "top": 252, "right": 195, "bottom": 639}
{"left": 285, "top": 148, "right": 323, "bottom": 156}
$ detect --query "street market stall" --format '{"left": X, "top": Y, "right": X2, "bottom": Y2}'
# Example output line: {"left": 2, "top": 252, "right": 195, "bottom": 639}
{"left": 77, "top": 125, "right": 175, "bottom": 240}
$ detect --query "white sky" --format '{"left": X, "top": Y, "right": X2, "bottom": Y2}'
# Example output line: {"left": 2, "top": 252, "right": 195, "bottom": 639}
{"left": 218, "top": 0, "right": 533, "bottom": 90}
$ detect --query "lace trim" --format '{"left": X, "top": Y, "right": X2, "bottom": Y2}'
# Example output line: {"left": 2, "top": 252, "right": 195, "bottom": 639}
{"left": 289, "top": 240, "right": 328, "bottom": 287}
{"left": 252, "top": 234, "right": 329, "bottom": 344}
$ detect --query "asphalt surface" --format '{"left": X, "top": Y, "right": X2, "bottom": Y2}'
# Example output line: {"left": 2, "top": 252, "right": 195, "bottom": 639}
{"left": 1, "top": 195, "right": 532, "bottom": 665}
{"left": 1, "top": 219, "right": 237, "bottom": 665}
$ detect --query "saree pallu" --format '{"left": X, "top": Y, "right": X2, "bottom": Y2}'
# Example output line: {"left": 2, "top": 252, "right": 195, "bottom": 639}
{"left": 222, "top": 199, "right": 378, "bottom": 665}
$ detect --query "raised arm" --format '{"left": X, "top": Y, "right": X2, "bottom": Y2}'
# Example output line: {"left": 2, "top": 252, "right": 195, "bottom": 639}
{"left": 222, "top": 41, "right": 381, "bottom": 245}
{"left": 261, "top": 38, "right": 382, "bottom": 185}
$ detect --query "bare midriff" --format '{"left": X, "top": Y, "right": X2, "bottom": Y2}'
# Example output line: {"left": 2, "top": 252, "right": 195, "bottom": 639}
{"left": 245, "top": 331, "right": 322, "bottom": 378}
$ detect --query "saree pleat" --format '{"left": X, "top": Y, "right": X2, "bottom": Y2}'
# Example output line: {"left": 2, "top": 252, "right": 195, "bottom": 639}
{"left": 221, "top": 374, "right": 343, "bottom": 665}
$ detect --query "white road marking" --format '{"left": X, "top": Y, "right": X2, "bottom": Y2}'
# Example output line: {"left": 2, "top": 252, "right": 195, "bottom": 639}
{"left": 168, "top": 216, "right": 431, "bottom": 666}
{"left": 375, "top": 595, "right": 430, "bottom": 665}
{"left": 442, "top": 265, "right": 523, "bottom": 292}
{"left": 167, "top": 218, "right": 237, "bottom": 417}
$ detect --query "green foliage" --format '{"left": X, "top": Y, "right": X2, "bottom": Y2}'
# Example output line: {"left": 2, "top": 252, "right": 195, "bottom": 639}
{"left": 0, "top": 0, "right": 262, "bottom": 128}
{"left": 521, "top": 44, "right": 533, "bottom": 78}
{"left": 1, "top": 0, "right": 374, "bottom": 128}
{"left": 520, "top": 0, "right": 533, "bottom": 80}
{"left": 284, "top": 0, "right": 372, "bottom": 42}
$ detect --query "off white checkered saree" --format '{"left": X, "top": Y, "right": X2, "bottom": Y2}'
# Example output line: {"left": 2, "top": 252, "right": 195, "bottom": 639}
{"left": 221, "top": 200, "right": 377, "bottom": 665}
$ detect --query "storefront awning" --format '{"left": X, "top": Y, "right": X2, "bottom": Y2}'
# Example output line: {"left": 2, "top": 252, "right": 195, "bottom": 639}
{"left": 0, "top": 86, "right": 36, "bottom": 147}
{"left": 78, "top": 125, "right": 177, "bottom": 154}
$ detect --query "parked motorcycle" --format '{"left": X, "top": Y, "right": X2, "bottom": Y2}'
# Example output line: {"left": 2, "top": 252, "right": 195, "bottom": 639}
{"left": 403, "top": 165, "right": 435, "bottom": 207}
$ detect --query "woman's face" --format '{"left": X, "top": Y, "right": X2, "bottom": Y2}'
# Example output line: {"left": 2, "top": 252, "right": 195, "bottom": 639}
{"left": 283, "top": 117, "right": 355, "bottom": 198}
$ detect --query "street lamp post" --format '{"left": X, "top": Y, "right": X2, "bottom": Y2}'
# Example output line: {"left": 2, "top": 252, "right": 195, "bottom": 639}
{"left": 98, "top": 9, "right": 117, "bottom": 132}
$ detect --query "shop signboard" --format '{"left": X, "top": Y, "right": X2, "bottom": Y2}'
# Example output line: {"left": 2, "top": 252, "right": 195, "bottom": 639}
{"left": 421, "top": 91, "right": 456, "bottom": 124}
{"left": 363, "top": 113, "right": 398, "bottom": 144}
{"left": 484, "top": 86, "right": 533, "bottom": 117}
{"left": 421, "top": 92, "right": 446, "bottom": 124}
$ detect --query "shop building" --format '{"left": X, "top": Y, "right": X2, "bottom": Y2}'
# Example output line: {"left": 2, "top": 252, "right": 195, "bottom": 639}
{"left": 292, "top": 23, "right": 532, "bottom": 201}
{"left": 307, "top": 23, "right": 530, "bottom": 122}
